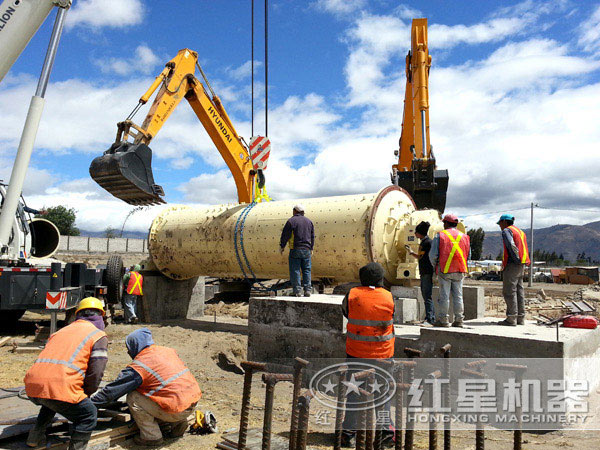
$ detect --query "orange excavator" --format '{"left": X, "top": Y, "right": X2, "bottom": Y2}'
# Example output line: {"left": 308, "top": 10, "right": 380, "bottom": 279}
{"left": 391, "top": 18, "right": 448, "bottom": 213}
{"left": 90, "top": 48, "right": 270, "bottom": 205}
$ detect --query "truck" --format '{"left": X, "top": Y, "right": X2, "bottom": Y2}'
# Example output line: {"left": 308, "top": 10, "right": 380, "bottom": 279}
{"left": 0, "top": 0, "right": 123, "bottom": 324}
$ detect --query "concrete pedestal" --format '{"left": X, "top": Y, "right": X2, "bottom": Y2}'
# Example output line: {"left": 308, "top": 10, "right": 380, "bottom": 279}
{"left": 140, "top": 271, "right": 205, "bottom": 321}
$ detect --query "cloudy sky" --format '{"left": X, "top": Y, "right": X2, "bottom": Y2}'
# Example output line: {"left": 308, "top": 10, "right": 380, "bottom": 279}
{"left": 2, "top": 0, "right": 600, "bottom": 233}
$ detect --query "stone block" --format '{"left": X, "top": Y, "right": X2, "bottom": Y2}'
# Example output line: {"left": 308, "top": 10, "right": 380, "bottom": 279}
{"left": 139, "top": 271, "right": 205, "bottom": 321}
{"left": 393, "top": 297, "right": 420, "bottom": 323}
{"left": 432, "top": 285, "right": 484, "bottom": 320}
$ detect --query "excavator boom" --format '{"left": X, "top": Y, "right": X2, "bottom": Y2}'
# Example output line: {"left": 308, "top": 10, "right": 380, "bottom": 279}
{"left": 392, "top": 18, "right": 448, "bottom": 212}
{"left": 90, "top": 49, "right": 258, "bottom": 205}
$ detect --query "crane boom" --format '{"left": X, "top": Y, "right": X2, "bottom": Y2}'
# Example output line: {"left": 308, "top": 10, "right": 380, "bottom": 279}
{"left": 89, "top": 49, "right": 264, "bottom": 205}
{"left": 391, "top": 18, "right": 448, "bottom": 213}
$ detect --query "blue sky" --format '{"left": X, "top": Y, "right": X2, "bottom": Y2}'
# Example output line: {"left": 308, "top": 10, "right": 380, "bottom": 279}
{"left": 2, "top": 0, "right": 600, "bottom": 232}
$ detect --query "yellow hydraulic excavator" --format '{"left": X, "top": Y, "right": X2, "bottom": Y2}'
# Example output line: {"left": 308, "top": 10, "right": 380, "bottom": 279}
{"left": 391, "top": 18, "right": 448, "bottom": 213}
{"left": 90, "top": 48, "right": 270, "bottom": 205}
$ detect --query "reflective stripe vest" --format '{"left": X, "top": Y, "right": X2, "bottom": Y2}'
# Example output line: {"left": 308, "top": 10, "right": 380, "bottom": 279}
{"left": 502, "top": 225, "right": 530, "bottom": 269}
{"left": 438, "top": 228, "right": 470, "bottom": 274}
{"left": 129, "top": 345, "right": 202, "bottom": 413}
{"left": 346, "top": 287, "right": 395, "bottom": 359}
{"left": 127, "top": 271, "right": 143, "bottom": 295}
{"left": 24, "top": 319, "right": 106, "bottom": 404}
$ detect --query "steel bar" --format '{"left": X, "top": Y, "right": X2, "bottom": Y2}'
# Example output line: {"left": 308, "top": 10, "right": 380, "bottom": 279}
{"left": 365, "top": 378, "right": 375, "bottom": 450}
{"left": 356, "top": 399, "right": 367, "bottom": 450}
{"left": 461, "top": 363, "right": 487, "bottom": 450}
{"left": 289, "top": 357, "right": 309, "bottom": 450}
{"left": 295, "top": 391, "right": 313, "bottom": 450}
{"left": 394, "top": 364, "right": 404, "bottom": 450}
{"left": 334, "top": 366, "right": 348, "bottom": 450}
{"left": 428, "top": 371, "right": 441, "bottom": 450}
{"left": 262, "top": 379, "right": 276, "bottom": 450}
{"left": 238, "top": 361, "right": 267, "bottom": 450}
{"left": 439, "top": 344, "right": 451, "bottom": 450}
{"left": 496, "top": 364, "right": 527, "bottom": 450}
{"left": 404, "top": 348, "right": 421, "bottom": 450}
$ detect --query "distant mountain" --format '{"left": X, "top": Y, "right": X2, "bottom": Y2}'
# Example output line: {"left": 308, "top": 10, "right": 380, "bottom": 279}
{"left": 481, "top": 221, "right": 600, "bottom": 263}
{"left": 78, "top": 229, "right": 147, "bottom": 239}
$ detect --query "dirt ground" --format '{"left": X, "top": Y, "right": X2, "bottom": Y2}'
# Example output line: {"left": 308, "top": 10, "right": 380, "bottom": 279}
{"left": 3, "top": 279, "right": 600, "bottom": 449}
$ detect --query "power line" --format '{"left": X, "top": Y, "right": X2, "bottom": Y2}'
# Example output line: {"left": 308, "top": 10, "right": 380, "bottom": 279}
{"left": 538, "top": 206, "right": 600, "bottom": 214}
{"left": 462, "top": 207, "right": 530, "bottom": 218}
{"left": 463, "top": 205, "right": 600, "bottom": 218}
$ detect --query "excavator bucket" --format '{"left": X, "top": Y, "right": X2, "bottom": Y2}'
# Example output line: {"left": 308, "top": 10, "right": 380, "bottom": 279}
{"left": 89, "top": 142, "right": 165, "bottom": 205}
{"left": 395, "top": 160, "right": 448, "bottom": 213}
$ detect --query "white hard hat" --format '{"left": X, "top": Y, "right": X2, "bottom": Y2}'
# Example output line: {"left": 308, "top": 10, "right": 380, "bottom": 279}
{"left": 293, "top": 204, "right": 305, "bottom": 213}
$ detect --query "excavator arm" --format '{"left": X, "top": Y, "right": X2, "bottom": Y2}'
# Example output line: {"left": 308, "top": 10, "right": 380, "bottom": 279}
{"left": 391, "top": 19, "right": 448, "bottom": 213}
{"left": 89, "top": 48, "right": 259, "bottom": 205}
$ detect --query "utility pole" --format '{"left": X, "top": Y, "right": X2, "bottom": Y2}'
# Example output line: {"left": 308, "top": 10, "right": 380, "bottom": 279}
{"left": 528, "top": 202, "right": 534, "bottom": 287}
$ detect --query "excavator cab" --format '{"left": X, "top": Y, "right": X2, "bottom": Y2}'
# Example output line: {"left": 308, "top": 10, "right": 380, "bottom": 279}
{"left": 89, "top": 141, "right": 165, "bottom": 206}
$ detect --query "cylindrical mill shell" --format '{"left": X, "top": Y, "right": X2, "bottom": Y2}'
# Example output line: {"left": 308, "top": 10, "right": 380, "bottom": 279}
{"left": 149, "top": 186, "right": 440, "bottom": 284}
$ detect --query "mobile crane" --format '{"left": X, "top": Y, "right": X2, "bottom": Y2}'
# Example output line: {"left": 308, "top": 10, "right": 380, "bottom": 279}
{"left": 90, "top": 48, "right": 270, "bottom": 206}
{"left": 0, "top": 0, "right": 122, "bottom": 324}
{"left": 391, "top": 18, "right": 448, "bottom": 213}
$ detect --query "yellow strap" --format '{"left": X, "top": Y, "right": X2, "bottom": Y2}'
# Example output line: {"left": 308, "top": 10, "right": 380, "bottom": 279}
{"left": 129, "top": 272, "right": 143, "bottom": 295}
{"left": 254, "top": 183, "right": 272, "bottom": 203}
{"left": 441, "top": 230, "right": 467, "bottom": 273}
{"left": 511, "top": 227, "right": 529, "bottom": 263}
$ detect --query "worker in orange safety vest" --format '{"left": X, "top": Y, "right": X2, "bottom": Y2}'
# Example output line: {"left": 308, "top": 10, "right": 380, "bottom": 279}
{"left": 340, "top": 262, "right": 395, "bottom": 447}
{"left": 497, "top": 214, "right": 531, "bottom": 326}
{"left": 429, "top": 214, "right": 471, "bottom": 328}
{"left": 24, "top": 297, "right": 108, "bottom": 450}
{"left": 122, "top": 264, "right": 143, "bottom": 324}
{"left": 91, "top": 328, "right": 202, "bottom": 446}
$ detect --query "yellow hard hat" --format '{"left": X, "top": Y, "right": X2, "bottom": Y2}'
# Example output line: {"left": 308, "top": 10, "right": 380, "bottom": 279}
{"left": 75, "top": 297, "right": 105, "bottom": 316}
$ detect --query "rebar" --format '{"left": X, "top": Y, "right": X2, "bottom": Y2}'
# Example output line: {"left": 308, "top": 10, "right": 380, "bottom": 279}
{"left": 428, "top": 370, "right": 441, "bottom": 450}
{"left": 404, "top": 348, "right": 421, "bottom": 450}
{"left": 261, "top": 373, "right": 293, "bottom": 450}
{"left": 439, "top": 344, "right": 451, "bottom": 450}
{"left": 365, "top": 379, "right": 375, "bottom": 450}
{"left": 295, "top": 391, "right": 313, "bottom": 450}
{"left": 334, "top": 366, "right": 348, "bottom": 450}
{"left": 496, "top": 364, "right": 527, "bottom": 450}
{"left": 356, "top": 402, "right": 367, "bottom": 450}
{"left": 460, "top": 363, "right": 487, "bottom": 450}
{"left": 238, "top": 361, "right": 267, "bottom": 450}
{"left": 394, "top": 364, "right": 404, "bottom": 450}
{"left": 289, "top": 357, "right": 310, "bottom": 450}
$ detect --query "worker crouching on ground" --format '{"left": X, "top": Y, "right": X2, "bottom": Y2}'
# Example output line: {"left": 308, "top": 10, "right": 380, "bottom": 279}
{"left": 122, "top": 264, "right": 143, "bottom": 323}
{"left": 406, "top": 221, "right": 435, "bottom": 325}
{"left": 24, "top": 298, "right": 108, "bottom": 450}
{"left": 91, "top": 328, "right": 201, "bottom": 446}
{"left": 340, "top": 262, "right": 395, "bottom": 447}
{"left": 429, "top": 214, "right": 471, "bottom": 328}
{"left": 279, "top": 204, "right": 315, "bottom": 297}
{"left": 497, "top": 214, "right": 531, "bottom": 326}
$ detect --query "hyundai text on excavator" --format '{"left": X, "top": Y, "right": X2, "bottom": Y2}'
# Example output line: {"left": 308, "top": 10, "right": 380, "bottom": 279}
{"left": 391, "top": 18, "right": 448, "bottom": 213}
{"left": 90, "top": 48, "right": 270, "bottom": 206}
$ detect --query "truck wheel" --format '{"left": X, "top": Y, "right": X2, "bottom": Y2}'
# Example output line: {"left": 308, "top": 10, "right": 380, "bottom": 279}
{"left": 0, "top": 309, "right": 25, "bottom": 325}
{"left": 105, "top": 255, "right": 123, "bottom": 305}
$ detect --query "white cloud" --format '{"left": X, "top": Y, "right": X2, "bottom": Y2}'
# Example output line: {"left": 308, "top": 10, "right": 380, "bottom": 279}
{"left": 67, "top": 0, "right": 144, "bottom": 29}
{"left": 170, "top": 157, "right": 194, "bottom": 170}
{"left": 394, "top": 4, "right": 422, "bottom": 20}
{"left": 313, "top": 0, "right": 366, "bottom": 16}
{"left": 579, "top": 5, "right": 600, "bottom": 54}
{"left": 429, "top": 18, "right": 526, "bottom": 49}
{"left": 94, "top": 45, "right": 160, "bottom": 76}
{"left": 226, "top": 60, "right": 263, "bottom": 81}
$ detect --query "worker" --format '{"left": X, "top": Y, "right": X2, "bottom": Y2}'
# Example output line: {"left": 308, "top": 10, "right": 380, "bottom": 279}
{"left": 340, "top": 262, "right": 395, "bottom": 447}
{"left": 497, "top": 214, "right": 530, "bottom": 326}
{"left": 429, "top": 214, "right": 471, "bottom": 328}
{"left": 90, "top": 328, "right": 201, "bottom": 446}
{"left": 24, "top": 298, "right": 108, "bottom": 450}
{"left": 122, "top": 264, "right": 143, "bottom": 324}
{"left": 279, "top": 204, "right": 315, "bottom": 297}
{"left": 406, "top": 221, "right": 435, "bottom": 325}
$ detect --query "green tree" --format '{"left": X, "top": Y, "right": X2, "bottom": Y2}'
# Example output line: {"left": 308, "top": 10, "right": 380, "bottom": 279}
{"left": 37, "top": 206, "right": 79, "bottom": 236}
{"left": 104, "top": 227, "right": 118, "bottom": 239}
{"left": 467, "top": 227, "right": 485, "bottom": 260}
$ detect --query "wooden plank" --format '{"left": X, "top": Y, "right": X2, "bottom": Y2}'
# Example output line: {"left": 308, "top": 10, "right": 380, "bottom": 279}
{"left": 0, "top": 337, "right": 12, "bottom": 348}
{"left": 12, "top": 347, "right": 42, "bottom": 354}
{"left": 97, "top": 409, "right": 131, "bottom": 423}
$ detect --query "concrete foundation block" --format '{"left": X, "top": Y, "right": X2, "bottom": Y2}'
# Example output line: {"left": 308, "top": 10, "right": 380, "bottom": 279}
{"left": 140, "top": 271, "right": 205, "bottom": 321}
{"left": 432, "top": 285, "right": 484, "bottom": 320}
{"left": 393, "top": 297, "right": 420, "bottom": 323}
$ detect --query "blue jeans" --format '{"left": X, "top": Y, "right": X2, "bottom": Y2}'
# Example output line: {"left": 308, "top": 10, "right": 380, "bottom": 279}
{"left": 122, "top": 293, "right": 138, "bottom": 321}
{"left": 420, "top": 273, "right": 435, "bottom": 324}
{"left": 437, "top": 273, "right": 465, "bottom": 323}
{"left": 289, "top": 248, "right": 312, "bottom": 293}
{"left": 31, "top": 396, "right": 97, "bottom": 442}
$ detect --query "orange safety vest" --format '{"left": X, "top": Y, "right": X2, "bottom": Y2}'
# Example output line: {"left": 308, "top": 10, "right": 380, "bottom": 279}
{"left": 129, "top": 345, "right": 202, "bottom": 414}
{"left": 346, "top": 287, "right": 395, "bottom": 359}
{"left": 24, "top": 320, "right": 106, "bottom": 404}
{"left": 126, "top": 271, "right": 143, "bottom": 295}
{"left": 437, "top": 228, "right": 470, "bottom": 274}
{"left": 502, "top": 225, "right": 530, "bottom": 269}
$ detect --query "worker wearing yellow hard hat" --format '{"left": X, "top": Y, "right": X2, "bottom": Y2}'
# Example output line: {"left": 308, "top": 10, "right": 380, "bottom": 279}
{"left": 24, "top": 297, "right": 109, "bottom": 449}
